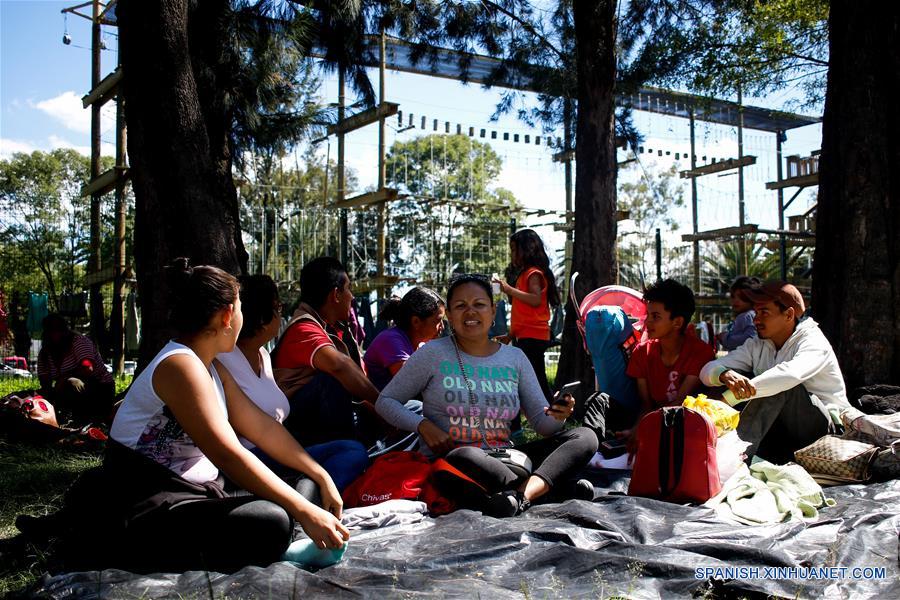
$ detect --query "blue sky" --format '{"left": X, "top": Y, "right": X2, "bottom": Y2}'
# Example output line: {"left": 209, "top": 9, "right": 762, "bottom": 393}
{"left": 1, "top": 0, "right": 823, "bottom": 254}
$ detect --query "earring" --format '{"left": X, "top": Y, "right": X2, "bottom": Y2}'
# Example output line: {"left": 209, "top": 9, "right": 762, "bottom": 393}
{"left": 223, "top": 326, "right": 234, "bottom": 336}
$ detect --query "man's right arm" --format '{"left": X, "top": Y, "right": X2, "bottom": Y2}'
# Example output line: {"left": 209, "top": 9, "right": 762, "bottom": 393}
{"left": 699, "top": 340, "right": 756, "bottom": 386}
{"left": 313, "top": 345, "right": 380, "bottom": 404}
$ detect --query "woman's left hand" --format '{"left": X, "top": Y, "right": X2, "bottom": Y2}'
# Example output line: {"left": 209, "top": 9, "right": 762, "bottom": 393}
{"left": 319, "top": 479, "right": 344, "bottom": 519}
{"left": 544, "top": 394, "right": 574, "bottom": 421}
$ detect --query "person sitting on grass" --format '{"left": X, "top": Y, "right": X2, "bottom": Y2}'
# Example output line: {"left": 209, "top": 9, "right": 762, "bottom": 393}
{"left": 375, "top": 274, "right": 598, "bottom": 518}
{"left": 718, "top": 275, "right": 760, "bottom": 351}
{"left": 699, "top": 281, "right": 851, "bottom": 464}
{"left": 37, "top": 313, "right": 115, "bottom": 425}
{"left": 363, "top": 286, "right": 446, "bottom": 391}
{"left": 618, "top": 279, "right": 715, "bottom": 448}
{"left": 21, "top": 259, "right": 349, "bottom": 574}
{"left": 216, "top": 274, "right": 369, "bottom": 492}
{"left": 272, "top": 257, "right": 382, "bottom": 447}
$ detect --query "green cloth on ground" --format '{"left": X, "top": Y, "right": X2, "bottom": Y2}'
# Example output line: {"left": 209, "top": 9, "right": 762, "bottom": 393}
{"left": 704, "top": 458, "right": 835, "bottom": 525}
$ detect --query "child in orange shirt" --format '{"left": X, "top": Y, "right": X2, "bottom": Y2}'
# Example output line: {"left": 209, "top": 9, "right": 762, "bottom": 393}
{"left": 494, "top": 229, "right": 561, "bottom": 401}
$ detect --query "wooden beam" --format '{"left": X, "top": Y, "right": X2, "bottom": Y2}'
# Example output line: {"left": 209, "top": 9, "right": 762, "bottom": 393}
{"left": 552, "top": 149, "right": 575, "bottom": 163}
{"left": 765, "top": 172, "right": 819, "bottom": 190}
{"left": 681, "top": 224, "right": 759, "bottom": 242}
{"left": 82, "top": 67, "right": 123, "bottom": 108}
{"left": 84, "top": 266, "right": 116, "bottom": 286}
{"left": 354, "top": 275, "right": 400, "bottom": 293}
{"left": 553, "top": 209, "right": 629, "bottom": 231}
{"left": 679, "top": 156, "right": 757, "bottom": 179}
{"left": 80, "top": 166, "right": 129, "bottom": 197}
{"left": 327, "top": 102, "right": 399, "bottom": 136}
{"left": 331, "top": 187, "right": 398, "bottom": 210}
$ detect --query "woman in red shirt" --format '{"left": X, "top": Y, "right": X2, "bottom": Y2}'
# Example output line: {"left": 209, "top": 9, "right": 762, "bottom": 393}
{"left": 494, "top": 229, "right": 561, "bottom": 403}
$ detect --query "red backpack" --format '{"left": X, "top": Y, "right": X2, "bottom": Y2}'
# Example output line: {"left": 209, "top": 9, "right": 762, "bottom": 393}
{"left": 628, "top": 407, "right": 721, "bottom": 503}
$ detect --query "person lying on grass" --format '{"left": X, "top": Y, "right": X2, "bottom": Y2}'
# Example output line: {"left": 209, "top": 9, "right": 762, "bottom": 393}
{"left": 375, "top": 273, "right": 597, "bottom": 518}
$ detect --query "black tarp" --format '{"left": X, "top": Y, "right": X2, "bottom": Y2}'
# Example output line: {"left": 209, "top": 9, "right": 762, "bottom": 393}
{"left": 23, "top": 479, "right": 900, "bottom": 599}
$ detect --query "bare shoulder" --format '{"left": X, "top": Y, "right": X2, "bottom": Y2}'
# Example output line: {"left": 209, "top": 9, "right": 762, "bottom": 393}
{"left": 153, "top": 353, "right": 210, "bottom": 400}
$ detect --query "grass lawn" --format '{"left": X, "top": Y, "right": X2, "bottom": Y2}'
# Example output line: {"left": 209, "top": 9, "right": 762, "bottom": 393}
{"left": 0, "top": 376, "right": 130, "bottom": 597}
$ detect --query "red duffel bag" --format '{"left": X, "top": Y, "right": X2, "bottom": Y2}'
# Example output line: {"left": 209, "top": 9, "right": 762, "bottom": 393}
{"left": 628, "top": 406, "right": 721, "bottom": 503}
{"left": 342, "top": 450, "right": 455, "bottom": 514}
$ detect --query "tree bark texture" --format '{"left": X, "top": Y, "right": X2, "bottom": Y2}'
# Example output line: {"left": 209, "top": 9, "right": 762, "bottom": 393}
{"left": 118, "top": 0, "right": 247, "bottom": 367}
{"left": 813, "top": 2, "right": 900, "bottom": 388}
{"left": 556, "top": 0, "right": 619, "bottom": 407}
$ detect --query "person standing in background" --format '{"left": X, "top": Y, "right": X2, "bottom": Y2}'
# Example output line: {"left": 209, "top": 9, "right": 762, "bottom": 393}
{"left": 494, "top": 230, "right": 561, "bottom": 441}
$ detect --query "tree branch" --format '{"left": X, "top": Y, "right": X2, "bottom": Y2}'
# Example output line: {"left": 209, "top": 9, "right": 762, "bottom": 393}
{"left": 479, "top": 0, "right": 565, "bottom": 64}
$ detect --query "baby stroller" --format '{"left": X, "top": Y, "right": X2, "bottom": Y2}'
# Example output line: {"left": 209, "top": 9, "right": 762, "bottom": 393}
{"left": 570, "top": 273, "right": 646, "bottom": 430}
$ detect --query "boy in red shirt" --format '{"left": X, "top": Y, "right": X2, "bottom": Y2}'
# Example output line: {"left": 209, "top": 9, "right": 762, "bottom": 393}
{"left": 619, "top": 279, "right": 714, "bottom": 445}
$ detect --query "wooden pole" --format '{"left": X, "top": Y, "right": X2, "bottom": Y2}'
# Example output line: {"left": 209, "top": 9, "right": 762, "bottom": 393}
{"left": 338, "top": 67, "right": 347, "bottom": 265}
{"left": 737, "top": 85, "right": 748, "bottom": 275}
{"left": 776, "top": 131, "right": 787, "bottom": 280}
{"left": 111, "top": 34, "right": 127, "bottom": 376}
{"left": 690, "top": 109, "right": 700, "bottom": 292}
{"left": 376, "top": 30, "right": 387, "bottom": 295}
{"left": 89, "top": 0, "right": 104, "bottom": 344}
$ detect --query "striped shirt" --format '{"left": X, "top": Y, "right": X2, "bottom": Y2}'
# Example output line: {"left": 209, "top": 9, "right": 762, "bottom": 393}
{"left": 38, "top": 333, "right": 114, "bottom": 384}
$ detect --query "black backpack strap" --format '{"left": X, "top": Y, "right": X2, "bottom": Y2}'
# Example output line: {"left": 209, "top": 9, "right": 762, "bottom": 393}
{"left": 658, "top": 409, "right": 672, "bottom": 495}
{"left": 670, "top": 408, "right": 685, "bottom": 491}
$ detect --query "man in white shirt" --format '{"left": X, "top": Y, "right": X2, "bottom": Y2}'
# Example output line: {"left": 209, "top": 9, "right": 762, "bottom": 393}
{"left": 699, "top": 282, "right": 850, "bottom": 463}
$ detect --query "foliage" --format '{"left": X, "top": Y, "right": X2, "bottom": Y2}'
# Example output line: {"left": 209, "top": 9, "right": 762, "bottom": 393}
{"left": 701, "top": 236, "right": 780, "bottom": 295}
{"left": 617, "top": 163, "right": 685, "bottom": 287}
{"left": 623, "top": 0, "right": 829, "bottom": 109}
{"left": 385, "top": 134, "right": 521, "bottom": 287}
{"left": 0, "top": 150, "right": 117, "bottom": 307}
{"left": 237, "top": 148, "right": 359, "bottom": 280}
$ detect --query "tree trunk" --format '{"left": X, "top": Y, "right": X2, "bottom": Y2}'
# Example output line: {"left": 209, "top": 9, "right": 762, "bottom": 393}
{"left": 812, "top": 2, "right": 900, "bottom": 389}
{"left": 556, "top": 0, "right": 619, "bottom": 406}
{"left": 118, "top": 0, "right": 247, "bottom": 368}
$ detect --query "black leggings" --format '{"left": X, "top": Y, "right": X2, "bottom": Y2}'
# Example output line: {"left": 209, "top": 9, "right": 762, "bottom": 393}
{"left": 113, "top": 477, "right": 319, "bottom": 574}
{"left": 444, "top": 426, "right": 598, "bottom": 496}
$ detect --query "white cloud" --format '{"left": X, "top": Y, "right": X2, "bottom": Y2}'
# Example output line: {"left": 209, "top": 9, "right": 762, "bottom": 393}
{"left": 33, "top": 91, "right": 116, "bottom": 136}
{"left": 47, "top": 135, "right": 92, "bottom": 156}
{"left": 0, "top": 135, "right": 113, "bottom": 160}
{"left": 0, "top": 138, "right": 38, "bottom": 158}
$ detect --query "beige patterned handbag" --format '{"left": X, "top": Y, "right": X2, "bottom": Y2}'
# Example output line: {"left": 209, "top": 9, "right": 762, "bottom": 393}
{"left": 794, "top": 435, "right": 878, "bottom": 486}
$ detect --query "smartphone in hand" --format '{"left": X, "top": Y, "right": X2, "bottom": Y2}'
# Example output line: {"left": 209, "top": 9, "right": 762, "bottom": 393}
{"left": 552, "top": 381, "right": 580, "bottom": 406}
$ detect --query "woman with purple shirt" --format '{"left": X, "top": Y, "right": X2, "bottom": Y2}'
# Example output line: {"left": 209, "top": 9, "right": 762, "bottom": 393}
{"left": 364, "top": 287, "right": 445, "bottom": 390}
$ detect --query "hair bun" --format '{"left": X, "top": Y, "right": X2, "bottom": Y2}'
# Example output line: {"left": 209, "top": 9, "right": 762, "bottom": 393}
{"left": 165, "top": 257, "right": 194, "bottom": 293}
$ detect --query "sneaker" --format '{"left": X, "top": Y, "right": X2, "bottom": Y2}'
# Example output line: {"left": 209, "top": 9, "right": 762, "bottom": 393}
{"left": 484, "top": 490, "right": 530, "bottom": 518}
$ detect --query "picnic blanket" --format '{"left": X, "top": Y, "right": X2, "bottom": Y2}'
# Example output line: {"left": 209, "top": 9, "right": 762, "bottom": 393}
{"left": 23, "top": 477, "right": 899, "bottom": 599}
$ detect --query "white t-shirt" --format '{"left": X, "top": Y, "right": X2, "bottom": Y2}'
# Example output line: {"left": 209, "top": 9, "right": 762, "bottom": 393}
{"left": 110, "top": 341, "right": 227, "bottom": 484}
{"left": 216, "top": 346, "right": 291, "bottom": 449}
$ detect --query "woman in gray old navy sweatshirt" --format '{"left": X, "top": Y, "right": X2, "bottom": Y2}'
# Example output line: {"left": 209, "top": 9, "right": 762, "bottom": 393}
{"left": 376, "top": 274, "right": 598, "bottom": 517}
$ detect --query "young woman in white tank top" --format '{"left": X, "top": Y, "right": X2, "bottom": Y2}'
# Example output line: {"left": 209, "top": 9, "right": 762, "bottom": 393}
{"left": 108, "top": 260, "right": 350, "bottom": 569}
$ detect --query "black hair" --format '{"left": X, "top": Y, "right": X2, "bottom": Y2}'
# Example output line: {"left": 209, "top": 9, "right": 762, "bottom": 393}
{"left": 299, "top": 256, "right": 348, "bottom": 309}
{"left": 379, "top": 287, "right": 444, "bottom": 332}
{"left": 730, "top": 275, "right": 761, "bottom": 294}
{"left": 237, "top": 274, "right": 280, "bottom": 340}
{"left": 41, "top": 313, "right": 71, "bottom": 345}
{"left": 165, "top": 257, "right": 239, "bottom": 335}
{"left": 643, "top": 278, "right": 696, "bottom": 332}
{"left": 447, "top": 274, "right": 493, "bottom": 305}
{"left": 508, "top": 228, "right": 561, "bottom": 307}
